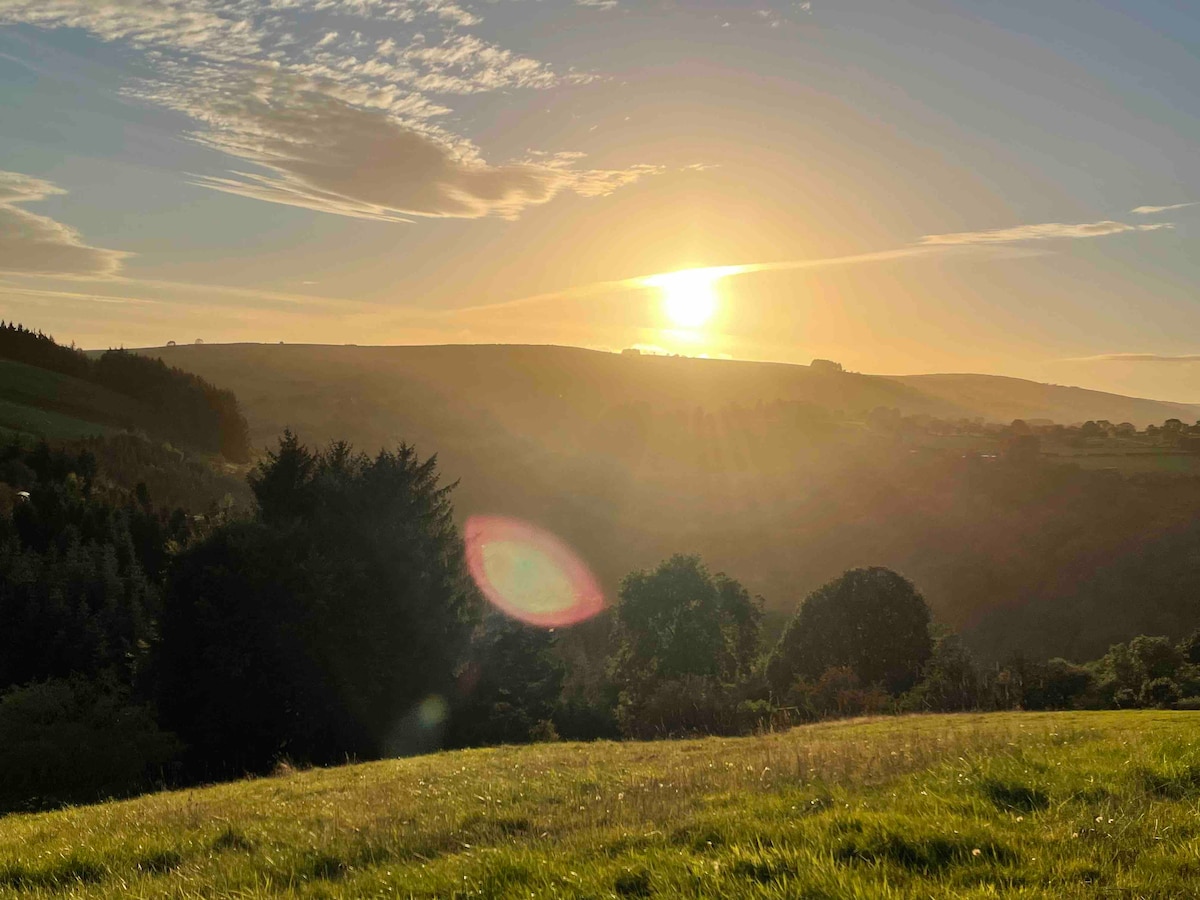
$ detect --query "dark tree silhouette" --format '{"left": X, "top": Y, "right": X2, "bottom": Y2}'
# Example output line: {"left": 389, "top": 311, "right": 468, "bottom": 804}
{"left": 155, "top": 435, "right": 477, "bottom": 776}
{"left": 0, "top": 323, "right": 251, "bottom": 461}
{"left": 447, "top": 612, "right": 565, "bottom": 747}
{"left": 0, "top": 441, "right": 171, "bottom": 693}
{"left": 0, "top": 322, "right": 91, "bottom": 379}
{"left": 768, "top": 567, "right": 932, "bottom": 695}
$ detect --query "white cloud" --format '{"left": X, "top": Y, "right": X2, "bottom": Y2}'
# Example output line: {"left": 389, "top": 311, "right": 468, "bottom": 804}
{"left": 0, "top": 0, "right": 657, "bottom": 222}
{"left": 920, "top": 220, "right": 1173, "bottom": 245}
{"left": 0, "top": 171, "right": 128, "bottom": 276}
{"left": 1131, "top": 202, "right": 1196, "bottom": 215}
{"left": 185, "top": 76, "right": 658, "bottom": 219}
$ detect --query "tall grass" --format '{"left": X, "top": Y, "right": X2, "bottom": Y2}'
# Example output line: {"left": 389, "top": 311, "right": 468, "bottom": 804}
{"left": 1, "top": 711, "right": 1198, "bottom": 897}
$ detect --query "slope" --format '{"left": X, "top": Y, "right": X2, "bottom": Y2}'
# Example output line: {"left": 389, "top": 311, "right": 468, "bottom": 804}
{"left": 891, "top": 372, "right": 1200, "bottom": 426}
{"left": 0, "top": 712, "right": 1197, "bottom": 898}
{"left": 0, "top": 360, "right": 149, "bottom": 440}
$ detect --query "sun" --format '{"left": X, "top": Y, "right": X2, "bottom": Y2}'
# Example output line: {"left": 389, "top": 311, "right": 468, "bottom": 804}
{"left": 644, "top": 268, "right": 724, "bottom": 328}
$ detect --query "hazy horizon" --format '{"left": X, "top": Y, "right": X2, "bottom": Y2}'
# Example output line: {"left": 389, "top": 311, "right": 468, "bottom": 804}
{"left": 88, "top": 338, "right": 1200, "bottom": 409}
{"left": 2, "top": 1, "right": 1199, "bottom": 401}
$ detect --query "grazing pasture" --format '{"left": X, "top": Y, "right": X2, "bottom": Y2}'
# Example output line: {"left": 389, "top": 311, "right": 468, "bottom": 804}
{"left": 2, "top": 711, "right": 1198, "bottom": 898}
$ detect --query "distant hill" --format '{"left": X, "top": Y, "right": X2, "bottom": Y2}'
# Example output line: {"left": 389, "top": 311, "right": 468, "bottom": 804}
{"left": 143, "top": 342, "right": 1200, "bottom": 661}
{"left": 890, "top": 373, "right": 1200, "bottom": 427}
{"left": 145, "top": 344, "right": 1200, "bottom": 439}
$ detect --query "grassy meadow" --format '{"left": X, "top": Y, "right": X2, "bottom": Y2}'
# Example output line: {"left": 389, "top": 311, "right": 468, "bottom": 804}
{"left": 2, "top": 711, "right": 1200, "bottom": 898}
{"left": 0, "top": 361, "right": 143, "bottom": 440}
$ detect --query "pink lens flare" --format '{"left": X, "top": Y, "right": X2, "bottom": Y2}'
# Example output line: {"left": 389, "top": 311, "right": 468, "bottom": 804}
{"left": 464, "top": 515, "right": 606, "bottom": 628}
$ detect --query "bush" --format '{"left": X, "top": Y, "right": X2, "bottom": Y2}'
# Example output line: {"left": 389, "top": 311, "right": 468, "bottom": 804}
{"left": 1020, "top": 658, "right": 1095, "bottom": 710}
{"left": 902, "top": 634, "right": 980, "bottom": 712}
{"left": 786, "top": 667, "right": 892, "bottom": 721}
{"left": 616, "top": 675, "right": 752, "bottom": 739}
{"left": 0, "top": 678, "right": 181, "bottom": 813}
{"left": 1141, "top": 677, "right": 1181, "bottom": 708}
{"left": 553, "top": 689, "right": 621, "bottom": 741}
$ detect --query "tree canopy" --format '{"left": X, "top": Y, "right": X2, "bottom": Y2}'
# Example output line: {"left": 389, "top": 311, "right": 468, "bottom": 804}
{"left": 611, "top": 554, "right": 762, "bottom": 690}
{"left": 768, "top": 567, "right": 932, "bottom": 695}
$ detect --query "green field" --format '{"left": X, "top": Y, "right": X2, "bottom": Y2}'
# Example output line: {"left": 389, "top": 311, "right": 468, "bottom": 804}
{"left": 0, "top": 399, "right": 118, "bottom": 442}
{"left": 2, "top": 711, "right": 1199, "bottom": 898}
{"left": 0, "top": 360, "right": 146, "bottom": 442}
{"left": 1042, "top": 449, "right": 1200, "bottom": 475}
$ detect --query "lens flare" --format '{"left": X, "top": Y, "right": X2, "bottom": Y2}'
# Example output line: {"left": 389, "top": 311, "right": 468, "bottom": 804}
{"left": 464, "top": 515, "right": 605, "bottom": 627}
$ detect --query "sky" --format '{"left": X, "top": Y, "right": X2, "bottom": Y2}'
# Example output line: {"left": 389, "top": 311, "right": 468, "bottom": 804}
{"left": 0, "top": 0, "right": 1198, "bottom": 400}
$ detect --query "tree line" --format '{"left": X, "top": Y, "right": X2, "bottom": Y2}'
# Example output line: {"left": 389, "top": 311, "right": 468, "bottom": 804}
{"left": 0, "top": 323, "right": 250, "bottom": 461}
{"left": 3, "top": 430, "right": 1199, "bottom": 816}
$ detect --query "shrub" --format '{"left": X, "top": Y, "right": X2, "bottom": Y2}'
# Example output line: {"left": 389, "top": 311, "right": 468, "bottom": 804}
{"left": 1141, "top": 677, "right": 1181, "bottom": 708}
{"left": 617, "top": 675, "right": 748, "bottom": 739}
{"left": 786, "top": 666, "right": 892, "bottom": 720}
{"left": 0, "top": 678, "right": 181, "bottom": 813}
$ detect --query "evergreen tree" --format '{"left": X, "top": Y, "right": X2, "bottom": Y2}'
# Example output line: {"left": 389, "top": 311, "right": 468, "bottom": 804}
{"left": 156, "top": 435, "right": 477, "bottom": 775}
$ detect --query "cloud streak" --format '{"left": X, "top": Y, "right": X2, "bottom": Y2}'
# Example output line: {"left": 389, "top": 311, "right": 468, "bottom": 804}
{"left": 1068, "top": 353, "right": 1200, "bottom": 364}
{"left": 452, "top": 243, "right": 1046, "bottom": 315}
{"left": 1131, "top": 202, "right": 1196, "bottom": 215}
{"left": 920, "top": 220, "right": 1173, "bottom": 245}
{"left": 0, "top": 171, "right": 128, "bottom": 277}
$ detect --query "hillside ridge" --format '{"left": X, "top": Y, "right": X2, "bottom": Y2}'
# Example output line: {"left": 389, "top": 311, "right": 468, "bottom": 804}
{"left": 139, "top": 342, "right": 1200, "bottom": 427}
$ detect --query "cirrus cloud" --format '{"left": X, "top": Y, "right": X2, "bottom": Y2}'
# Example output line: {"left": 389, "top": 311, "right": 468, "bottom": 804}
{"left": 0, "top": 0, "right": 658, "bottom": 223}
{"left": 920, "top": 219, "right": 1174, "bottom": 245}
{"left": 1068, "top": 353, "right": 1200, "bottom": 364}
{"left": 186, "top": 76, "right": 660, "bottom": 220}
{"left": 1131, "top": 202, "right": 1196, "bottom": 215}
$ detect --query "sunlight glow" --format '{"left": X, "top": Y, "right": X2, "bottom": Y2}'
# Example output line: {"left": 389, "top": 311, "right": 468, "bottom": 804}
{"left": 643, "top": 266, "right": 740, "bottom": 329}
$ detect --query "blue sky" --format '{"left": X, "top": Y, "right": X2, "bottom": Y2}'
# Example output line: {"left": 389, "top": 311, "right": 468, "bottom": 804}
{"left": 0, "top": 0, "right": 1198, "bottom": 399}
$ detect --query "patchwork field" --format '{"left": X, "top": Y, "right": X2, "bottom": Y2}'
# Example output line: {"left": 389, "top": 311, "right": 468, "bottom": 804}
{"left": 2, "top": 711, "right": 1199, "bottom": 898}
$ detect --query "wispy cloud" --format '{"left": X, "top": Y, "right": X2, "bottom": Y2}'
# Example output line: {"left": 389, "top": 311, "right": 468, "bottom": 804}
{"left": 451, "top": 244, "right": 1042, "bottom": 315}
{"left": 0, "top": 171, "right": 128, "bottom": 277}
{"left": 1068, "top": 353, "right": 1200, "bottom": 364}
{"left": 0, "top": 0, "right": 657, "bottom": 221}
{"left": 920, "top": 220, "right": 1173, "bottom": 245}
{"left": 186, "top": 74, "right": 659, "bottom": 221}
{"left": 1131, "top": 202, "right": 1196, "bottom": 215}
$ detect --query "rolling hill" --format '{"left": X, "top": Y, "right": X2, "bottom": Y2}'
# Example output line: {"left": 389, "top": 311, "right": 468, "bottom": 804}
{"left": 1, "top": 711, "right": 1197, "bottom": 898}
{"left": 145, "top": 344, "right": 1200, "bottom": 444}
{"left": 137, "top": 343, "right": 1200, "bottom": 661}
{"left": 890, "top": 372, "right": 1200, "bottom": 428}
